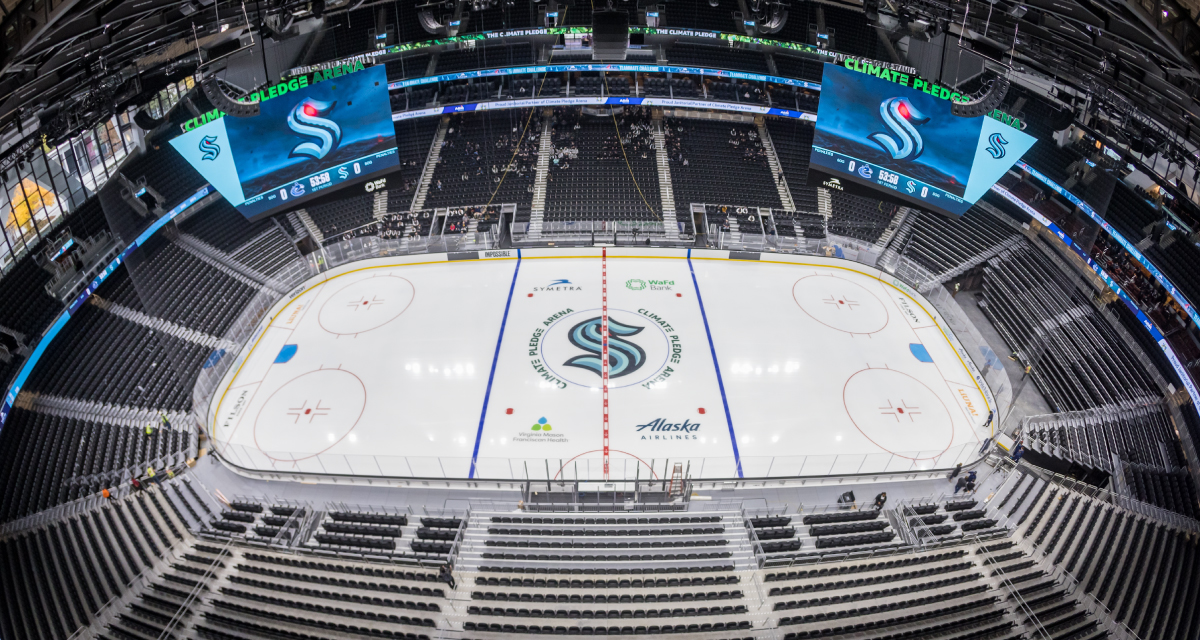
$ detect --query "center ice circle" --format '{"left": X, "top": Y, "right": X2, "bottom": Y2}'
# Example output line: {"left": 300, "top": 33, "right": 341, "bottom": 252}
{"left": 842, "top": 368, "right": 954, "bottom": 460}
{"left": 318, "top": 274, "right": 415, "bottom": 335}
{"left": 539, "top": 308, "right": 673, "bottom": 389}
{"left": 792, "top": 274, "right": 889, "bottom": 334}
{"left": 253, "top": 368, "right": 367, "bottom": 460}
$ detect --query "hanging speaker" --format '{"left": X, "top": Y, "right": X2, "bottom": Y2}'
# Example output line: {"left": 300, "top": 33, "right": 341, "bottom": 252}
{"left": 592, "top": 10, "right": 629, "bottom": 61}
{"left": 201, "top": 74, "right": 259, "bottom": 118}
{"left": 132, "top": 108, "right": 165, "bottom": 131}
{"left": 952, "top": 75, "right": 1010, "bottom": 118}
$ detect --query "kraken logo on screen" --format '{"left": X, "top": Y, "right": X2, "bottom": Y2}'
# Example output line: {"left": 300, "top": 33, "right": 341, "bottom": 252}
{"left": 985, "top": 132, "right": 1009, "bottom": 159}
{"left": 564, "top": 317, "right": 647, "bottom": 379}
{"left": 198, "top": 135, "right": 221, "bottom": 161}
{"left": 287, "top": 98, "right": 342, "bottom": 160}
{"left": 869, "top": 97, "right": 929, "bottom": 161}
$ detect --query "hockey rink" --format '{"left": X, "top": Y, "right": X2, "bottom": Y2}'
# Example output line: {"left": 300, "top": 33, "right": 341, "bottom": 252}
{"left": 208, "top": 249, "right": 997, "bottom": 480}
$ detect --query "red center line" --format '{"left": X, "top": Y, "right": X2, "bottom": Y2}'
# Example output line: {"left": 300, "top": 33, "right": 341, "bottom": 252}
{"left": 601, "top": 248, "right": 611, "bottom": 480}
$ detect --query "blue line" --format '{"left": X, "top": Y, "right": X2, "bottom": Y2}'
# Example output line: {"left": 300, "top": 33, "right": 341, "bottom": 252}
{"left": 469, "top": 250, "right": 521, "bottom": 478}
{"left": 687, "top": 249, "right": 742, "bottom": 478}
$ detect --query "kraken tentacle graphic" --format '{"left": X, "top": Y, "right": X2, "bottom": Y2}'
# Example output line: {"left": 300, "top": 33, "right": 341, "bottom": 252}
{"left": 287, "top": 98, "right": 341, "bottom": 160}
{"left": 563, "top": 317, "right": 647, "bottom": 379}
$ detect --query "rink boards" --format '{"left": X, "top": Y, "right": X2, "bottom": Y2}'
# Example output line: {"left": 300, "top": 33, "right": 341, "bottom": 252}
{"left": 208, "top": 248, "right": 997, "bottom": 480}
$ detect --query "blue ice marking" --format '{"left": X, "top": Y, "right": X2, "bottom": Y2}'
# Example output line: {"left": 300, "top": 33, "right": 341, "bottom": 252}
{"left": 909, "top": 343, "right": 933, "bottom": 362}
{"left": 275, "top": 344, "right": 298, "bottom": 363}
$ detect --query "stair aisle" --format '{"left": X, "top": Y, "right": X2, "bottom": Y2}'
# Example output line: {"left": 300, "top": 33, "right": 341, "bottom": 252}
{"left": 372, "top": 189, "right": 388, "bottom": 220}
{"left": 411, "top": 117, "right": 449, "bottom": 212}
{"left": 652, "top": 111, "right": 680, "bottom": 240}
{"left": 757, "top": 118, "right": 796, "bottom": 212}
{"left": 294, "top": 209, "right": 324, "bottom": 245}
{"left": 817, "top": 187, "right": 833, "bottom": 219}
{"left": 528, "top": 111, "right": 554, "bottom": 239}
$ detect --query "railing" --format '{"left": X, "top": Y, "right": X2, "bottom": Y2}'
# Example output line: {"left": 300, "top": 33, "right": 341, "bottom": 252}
{"left": 920, "top": 280, "right": 1014, "bottom": 433}
{"left": 1018, "top": 404, "right": 1163, "bottom": 474}
{"left": 0, "top": 462, "right": 192, "bottom": 537}
{"left": 741, "top": 508, "right": 768, "bottom": 568}
{"left": 213, "top": 440, "right": 991, "bottom": 483}
{"left": 269, "top": 499, "right": 310, "bottom": 549}
{"left": 192, "top": 227, "right": 1002, "bottom": 487}
{"left": 1021, "top": 462, "right": 1200, "bottom": 534}
{"left": 58, "top": 484, "right": 192, "bottom": 638}
{"left": 975, "top": 538, "right": 1056, "bottom": 640}
{"left": 189, "top": 254, "right": 316, "bottom": 442}
{"left": 1002, "top": 464, "right": 1146, "bottom": 640}
{"left": 513, "top": 219, "right": 674, "bottom": 244}
{"left": 157, "top": 534, "right": 234, "bottom": 640}
{"left": 321, "top": 205, "right": 508, "bottom": 249}
{"left": 891, "top": 500, "right": 936, "bottom": 548}
{"left": 710, "top": 229, "right": 773, "bottom": 251}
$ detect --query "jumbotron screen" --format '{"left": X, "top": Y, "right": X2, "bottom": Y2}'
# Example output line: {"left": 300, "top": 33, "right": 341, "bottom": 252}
{"left": 170, "top": 64, "right": 398, "bottom": 220}
{"left": 808, "top": 62, "right": 1036, "bottom": 216}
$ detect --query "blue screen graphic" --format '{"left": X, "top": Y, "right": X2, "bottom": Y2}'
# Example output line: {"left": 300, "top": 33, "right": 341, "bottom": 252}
{"left": 170, "top": 65, "right": 398, "bottom": 219}
{"left": 809, "top": 63, "right": 1035, "bottom": 216}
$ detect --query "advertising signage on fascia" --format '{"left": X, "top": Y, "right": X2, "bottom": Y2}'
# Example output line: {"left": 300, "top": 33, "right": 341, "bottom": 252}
{"left": 990, "top": 182, "right": 1200, "bottom": 415}
{"left": 1015, "top": 160, "right": 1198, "bottom": 327}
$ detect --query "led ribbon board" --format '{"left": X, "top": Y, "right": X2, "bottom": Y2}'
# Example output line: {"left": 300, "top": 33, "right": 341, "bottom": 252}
{"left": 393, "top": 96, "right": 816, "bottom": 121}
{"left": 809, "top": 62, "right": 1036, "bottom": 216}
{"left": 387, "top": 63, "right": 823, "bottom": 91}
{"left": 171, "top": 64, "right": 398, "bottom": 220}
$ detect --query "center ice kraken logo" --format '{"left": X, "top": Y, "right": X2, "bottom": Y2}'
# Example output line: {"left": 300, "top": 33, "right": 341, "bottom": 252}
{"left": 533, "top": 308, "right": 678, "bottom": 389}
{"left": 563, "top": 316, "right": 647, "bottom": 379}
